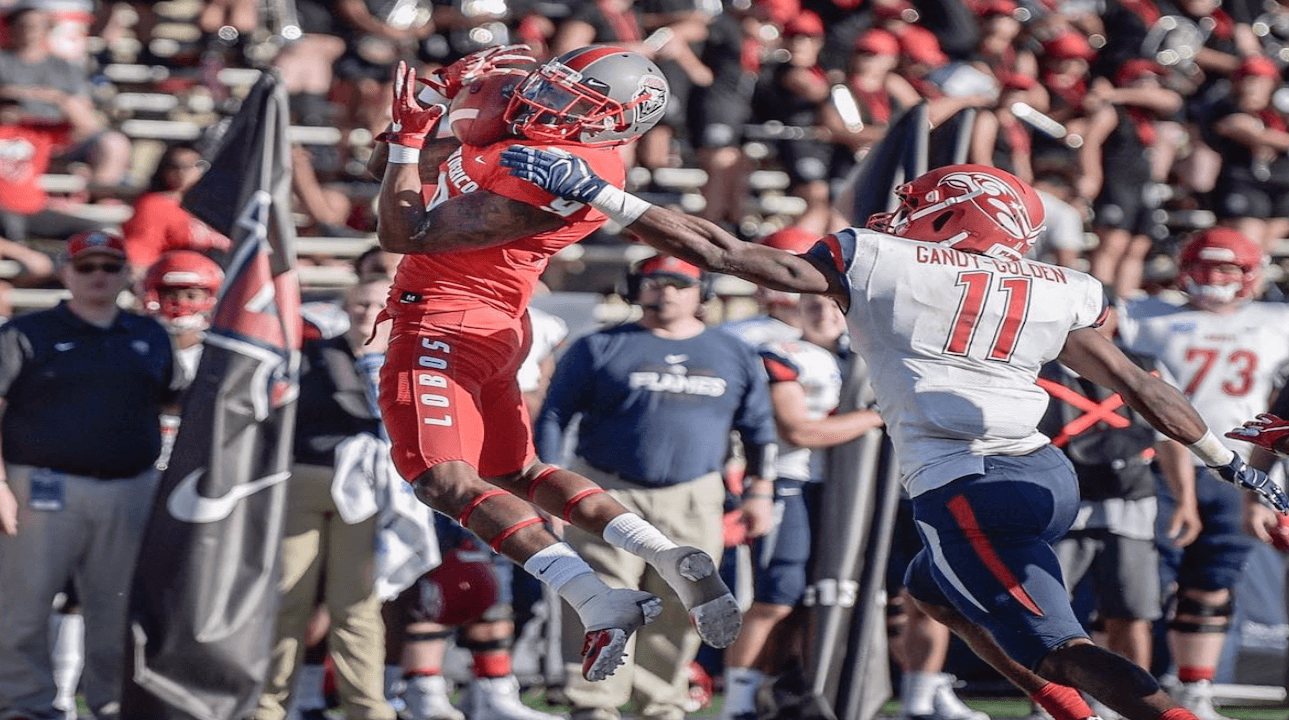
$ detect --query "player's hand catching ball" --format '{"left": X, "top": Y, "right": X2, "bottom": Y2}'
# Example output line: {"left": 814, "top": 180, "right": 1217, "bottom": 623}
{"left": 420, "top": 44, "right": 535, "bottom": 102}
{"left": 379, "top": 61, "right": 446, "bottom": 148}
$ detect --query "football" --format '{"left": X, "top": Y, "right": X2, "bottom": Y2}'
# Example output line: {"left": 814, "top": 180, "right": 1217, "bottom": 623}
{"left": 446, "top": 69, "right": 528, "bottom": 148}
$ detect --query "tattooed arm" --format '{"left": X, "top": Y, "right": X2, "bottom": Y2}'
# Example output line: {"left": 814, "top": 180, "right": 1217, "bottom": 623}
{"left": 377, "top": 138, "right": 562, "bottom": 255}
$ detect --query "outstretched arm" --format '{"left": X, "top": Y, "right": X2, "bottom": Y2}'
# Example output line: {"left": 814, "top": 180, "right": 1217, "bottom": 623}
{"left": 500, "top": 145, "right": 846, "bottom": 298}
{"left": 1059, "top": 326, "right": 1289, "bottom": 513}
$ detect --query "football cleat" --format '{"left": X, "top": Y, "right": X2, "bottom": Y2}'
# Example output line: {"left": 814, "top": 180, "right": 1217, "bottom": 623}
{"left": 579, "top": 588, "right": 662, "bottom": 681}
{"left": 1176, "top": 680, "right": 1236, "bottom": 720}
{"left": 653, "top": 546, "right": 742, "bottom": 648}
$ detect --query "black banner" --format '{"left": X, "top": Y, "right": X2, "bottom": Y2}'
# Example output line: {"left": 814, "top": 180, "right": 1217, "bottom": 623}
{"left": 122, "top": 70, "right": 302, "bottom": 720}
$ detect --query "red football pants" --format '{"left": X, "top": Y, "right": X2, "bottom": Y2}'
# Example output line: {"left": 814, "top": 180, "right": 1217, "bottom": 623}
{"left": 379, "top": 304, "right": 535, "bottom": 481}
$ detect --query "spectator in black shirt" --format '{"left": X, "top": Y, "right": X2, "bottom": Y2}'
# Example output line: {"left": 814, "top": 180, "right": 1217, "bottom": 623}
{"left": 0, "top": 231, "right": 179, "bottom": 720}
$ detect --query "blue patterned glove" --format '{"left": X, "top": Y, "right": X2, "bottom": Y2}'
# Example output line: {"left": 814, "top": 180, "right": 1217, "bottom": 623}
{"left": 501, "top": 145, "right": 609, "bottom": 203}
{"left": 1212, "top": 455, "right": 1289, "bottom": 514}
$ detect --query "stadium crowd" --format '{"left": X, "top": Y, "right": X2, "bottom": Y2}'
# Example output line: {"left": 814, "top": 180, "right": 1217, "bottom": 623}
{"left": 0, "top": 0, "right": 1288, "bottom": 719}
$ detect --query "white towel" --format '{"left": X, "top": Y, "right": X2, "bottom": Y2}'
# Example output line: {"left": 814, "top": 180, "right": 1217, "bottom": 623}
{"left": 332, "top": 433, "right": 441, "bottom": 600}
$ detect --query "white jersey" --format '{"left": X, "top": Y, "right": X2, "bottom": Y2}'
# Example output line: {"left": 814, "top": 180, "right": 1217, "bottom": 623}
{"left": 820, "top": 229, "right": 1106, "bottom": 496}
{"left": 517, "top": 306, "right": 568, "bottom": 393}
{"left": 720, "top": 315, "right": 801, "bottom": 347}
{"left": 759, "top": 337, "right": 845, "bottom": 482}
{"left": 1118, "top": 296, "right": 1289, "bottom": 460}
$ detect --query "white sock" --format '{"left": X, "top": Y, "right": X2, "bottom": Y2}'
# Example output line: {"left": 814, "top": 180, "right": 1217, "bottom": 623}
{"left": 294, "top": 663, "right": 327, "bottom": 711}
{"left": 523, "top": 543, "right": 598, "bottom": 592}
{"left": 50, "top": 613, "right": 84, "bottom": 717}
{"left": 902, "top": 670, "right": 938, "bottom": 716}
{"left": 602, "top": 513, "right": 677, "bottom": 563}
{"left": 723, "top": 666, "right": 764, "bottom": 716}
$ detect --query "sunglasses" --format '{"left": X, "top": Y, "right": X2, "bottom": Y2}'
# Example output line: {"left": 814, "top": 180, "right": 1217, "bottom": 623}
{"left": 72, "top": 260, "right": 125, "bottom": 274}
{"left": 641, "top": 276, "right": 698, "bottom": 291}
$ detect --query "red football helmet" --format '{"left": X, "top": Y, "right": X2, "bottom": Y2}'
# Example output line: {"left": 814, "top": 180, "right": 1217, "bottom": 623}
{"left": 1178, "top": 227, "right": 1265, "bottom": 309}
{"left": 142, "top": 250, "right": 224, "bottom": 332}
{"left": 505, "top": 46, "right": 670, "bottom": 146}
{"left": 866, "top": 164, "right": 1045, "bottom": 261}
{"left": 415, "top": 545, "right": 500, "bottom": 626}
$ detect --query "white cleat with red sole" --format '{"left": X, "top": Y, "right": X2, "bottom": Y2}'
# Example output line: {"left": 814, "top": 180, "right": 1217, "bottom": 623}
{"left": 578, "top": 588, "right": 662, "bottom": 682}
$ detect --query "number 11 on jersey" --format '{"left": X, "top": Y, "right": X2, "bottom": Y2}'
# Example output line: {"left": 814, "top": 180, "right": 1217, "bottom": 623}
{"left": 944, "top": 271, "right": 1033, "bottom": 362}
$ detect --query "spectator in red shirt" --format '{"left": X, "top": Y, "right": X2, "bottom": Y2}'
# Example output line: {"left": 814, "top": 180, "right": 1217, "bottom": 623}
{"left": 121, "top": 142, "right": 230, "bottom": 273}
{"left": 0, "top": 95, "right": 98, "bottom": 245}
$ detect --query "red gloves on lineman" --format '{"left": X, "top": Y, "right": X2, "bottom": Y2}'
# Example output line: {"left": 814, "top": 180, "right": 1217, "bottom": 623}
{"left": 1226, "top": 413, "right": 1289, "bottom": 456}
{"left": 379, "top": 61, "right": 446, "bottom": 148}
{"left": 418, "top": 43, "right": 535, "bottom": 102}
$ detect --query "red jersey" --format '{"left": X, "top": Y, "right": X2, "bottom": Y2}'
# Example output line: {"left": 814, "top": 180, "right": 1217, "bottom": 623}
{"left": 122, "top": 192, "right": 231, "bottom": 269}
{"left": 395, "top": 138, "right": 626, "bottom": 318}
{"left": 0, "top": 123, "right": 64, "bottom": 215}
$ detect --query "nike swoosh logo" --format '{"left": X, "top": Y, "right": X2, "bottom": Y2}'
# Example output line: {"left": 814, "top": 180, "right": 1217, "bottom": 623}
{"left": 166, "top": 468, "right": 289, "bottom": 523}
{"left": 664, "top": 354, "right": 687, "bottom": 364}
{"left": 54, "top": 342, "right": 74, "bottom": 351}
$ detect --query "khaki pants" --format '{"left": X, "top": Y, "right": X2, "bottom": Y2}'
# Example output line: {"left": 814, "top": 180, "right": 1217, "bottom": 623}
{"left": 560, "top": 458, "right": 726, "bottom": 720}
{"left": 254, "top": 463, "right": 394, "bottom": 720}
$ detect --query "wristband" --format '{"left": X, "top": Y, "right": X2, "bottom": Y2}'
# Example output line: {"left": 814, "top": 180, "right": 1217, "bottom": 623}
{"left": 388, "top": 144, "right": 421, "bottom": 164}
{"left": 1189, "top": 430, "right": 1236, "bottom": 467}
{"left": 589, "top": 185, "right": 654, "bottom": 226}
{"left": 744, "top": 493, "right": 774, "bottom": 500}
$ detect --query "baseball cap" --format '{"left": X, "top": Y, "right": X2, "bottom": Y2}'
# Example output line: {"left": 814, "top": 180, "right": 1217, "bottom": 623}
{"left": 637, "top": 255, "right": 703, "bottom": 284}
{"left": 64, "top": 231, "right": 126, "bottom": 262}
{"left": 873, "top": 0, "right": 919, "bottom": 21}
{"left": 1042, "top": 30, "right": 1096, "bottom": 61}
{"left": 896, "top": 25, "right": 949, "bottom": 67}
{"left": 1115, "top": 58, "right": 1166, "bottom": 85}
{"left": 854, "top": 28, "right": 901, "bottom": 57}
{"left": 754, "top": 0, "right": 800, "bottom": 26}
{"left": 1234, "top": 55, "right": 1279, "bottom": 81}
{"left": 978, "top": 0, "right": 1018, "bottom": 17}
{"left": 783, "top": 10, "right": 825, "bottom": 38}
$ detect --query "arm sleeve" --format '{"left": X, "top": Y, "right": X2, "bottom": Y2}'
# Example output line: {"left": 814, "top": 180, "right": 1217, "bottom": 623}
{"left": 732, "top": 342, "right": 780, "bottom": 470}
{"left": 534, "top": 335, "right": 596, "bottom": 463}
{"left": 760, "top": 343, "right": 802, "bottom": 384}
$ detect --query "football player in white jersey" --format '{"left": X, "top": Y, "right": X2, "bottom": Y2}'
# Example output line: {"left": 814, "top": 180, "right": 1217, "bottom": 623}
{"left": 499, "top": 148, "right": 1289, "bottom": 720}
{"left": 1114, "top": 228, "right": 1289, "bottom": 720}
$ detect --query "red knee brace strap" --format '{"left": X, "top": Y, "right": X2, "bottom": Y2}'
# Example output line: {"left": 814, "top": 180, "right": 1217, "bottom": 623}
{"left": 562, "top": 487, "right": 606, "bottom": 522}
{"left": 457, "top": 489, "right": 509, "bottom": 528}
{"left": 489, "top": 517, "right": 544, "bottom": 552}
{"left": 526, "top": 466, "right": 560, "bottom": 502}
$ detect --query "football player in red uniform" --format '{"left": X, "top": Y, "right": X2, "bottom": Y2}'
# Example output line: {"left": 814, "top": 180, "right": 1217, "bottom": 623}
{"left": 373, "top": 45, "right": 746, "bottom": 683}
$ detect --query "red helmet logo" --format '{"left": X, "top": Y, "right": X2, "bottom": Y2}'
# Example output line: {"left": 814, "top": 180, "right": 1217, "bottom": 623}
{"left": 867, "top": 164, "right": 1044, "bottom": 261}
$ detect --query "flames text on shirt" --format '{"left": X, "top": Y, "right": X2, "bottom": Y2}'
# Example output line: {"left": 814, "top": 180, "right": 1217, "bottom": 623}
{"left": 628, "top": 371, "right": 727, "bottom": 397}
{"left": 914, "top": 245, "right": 1068, "bottom": 283}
